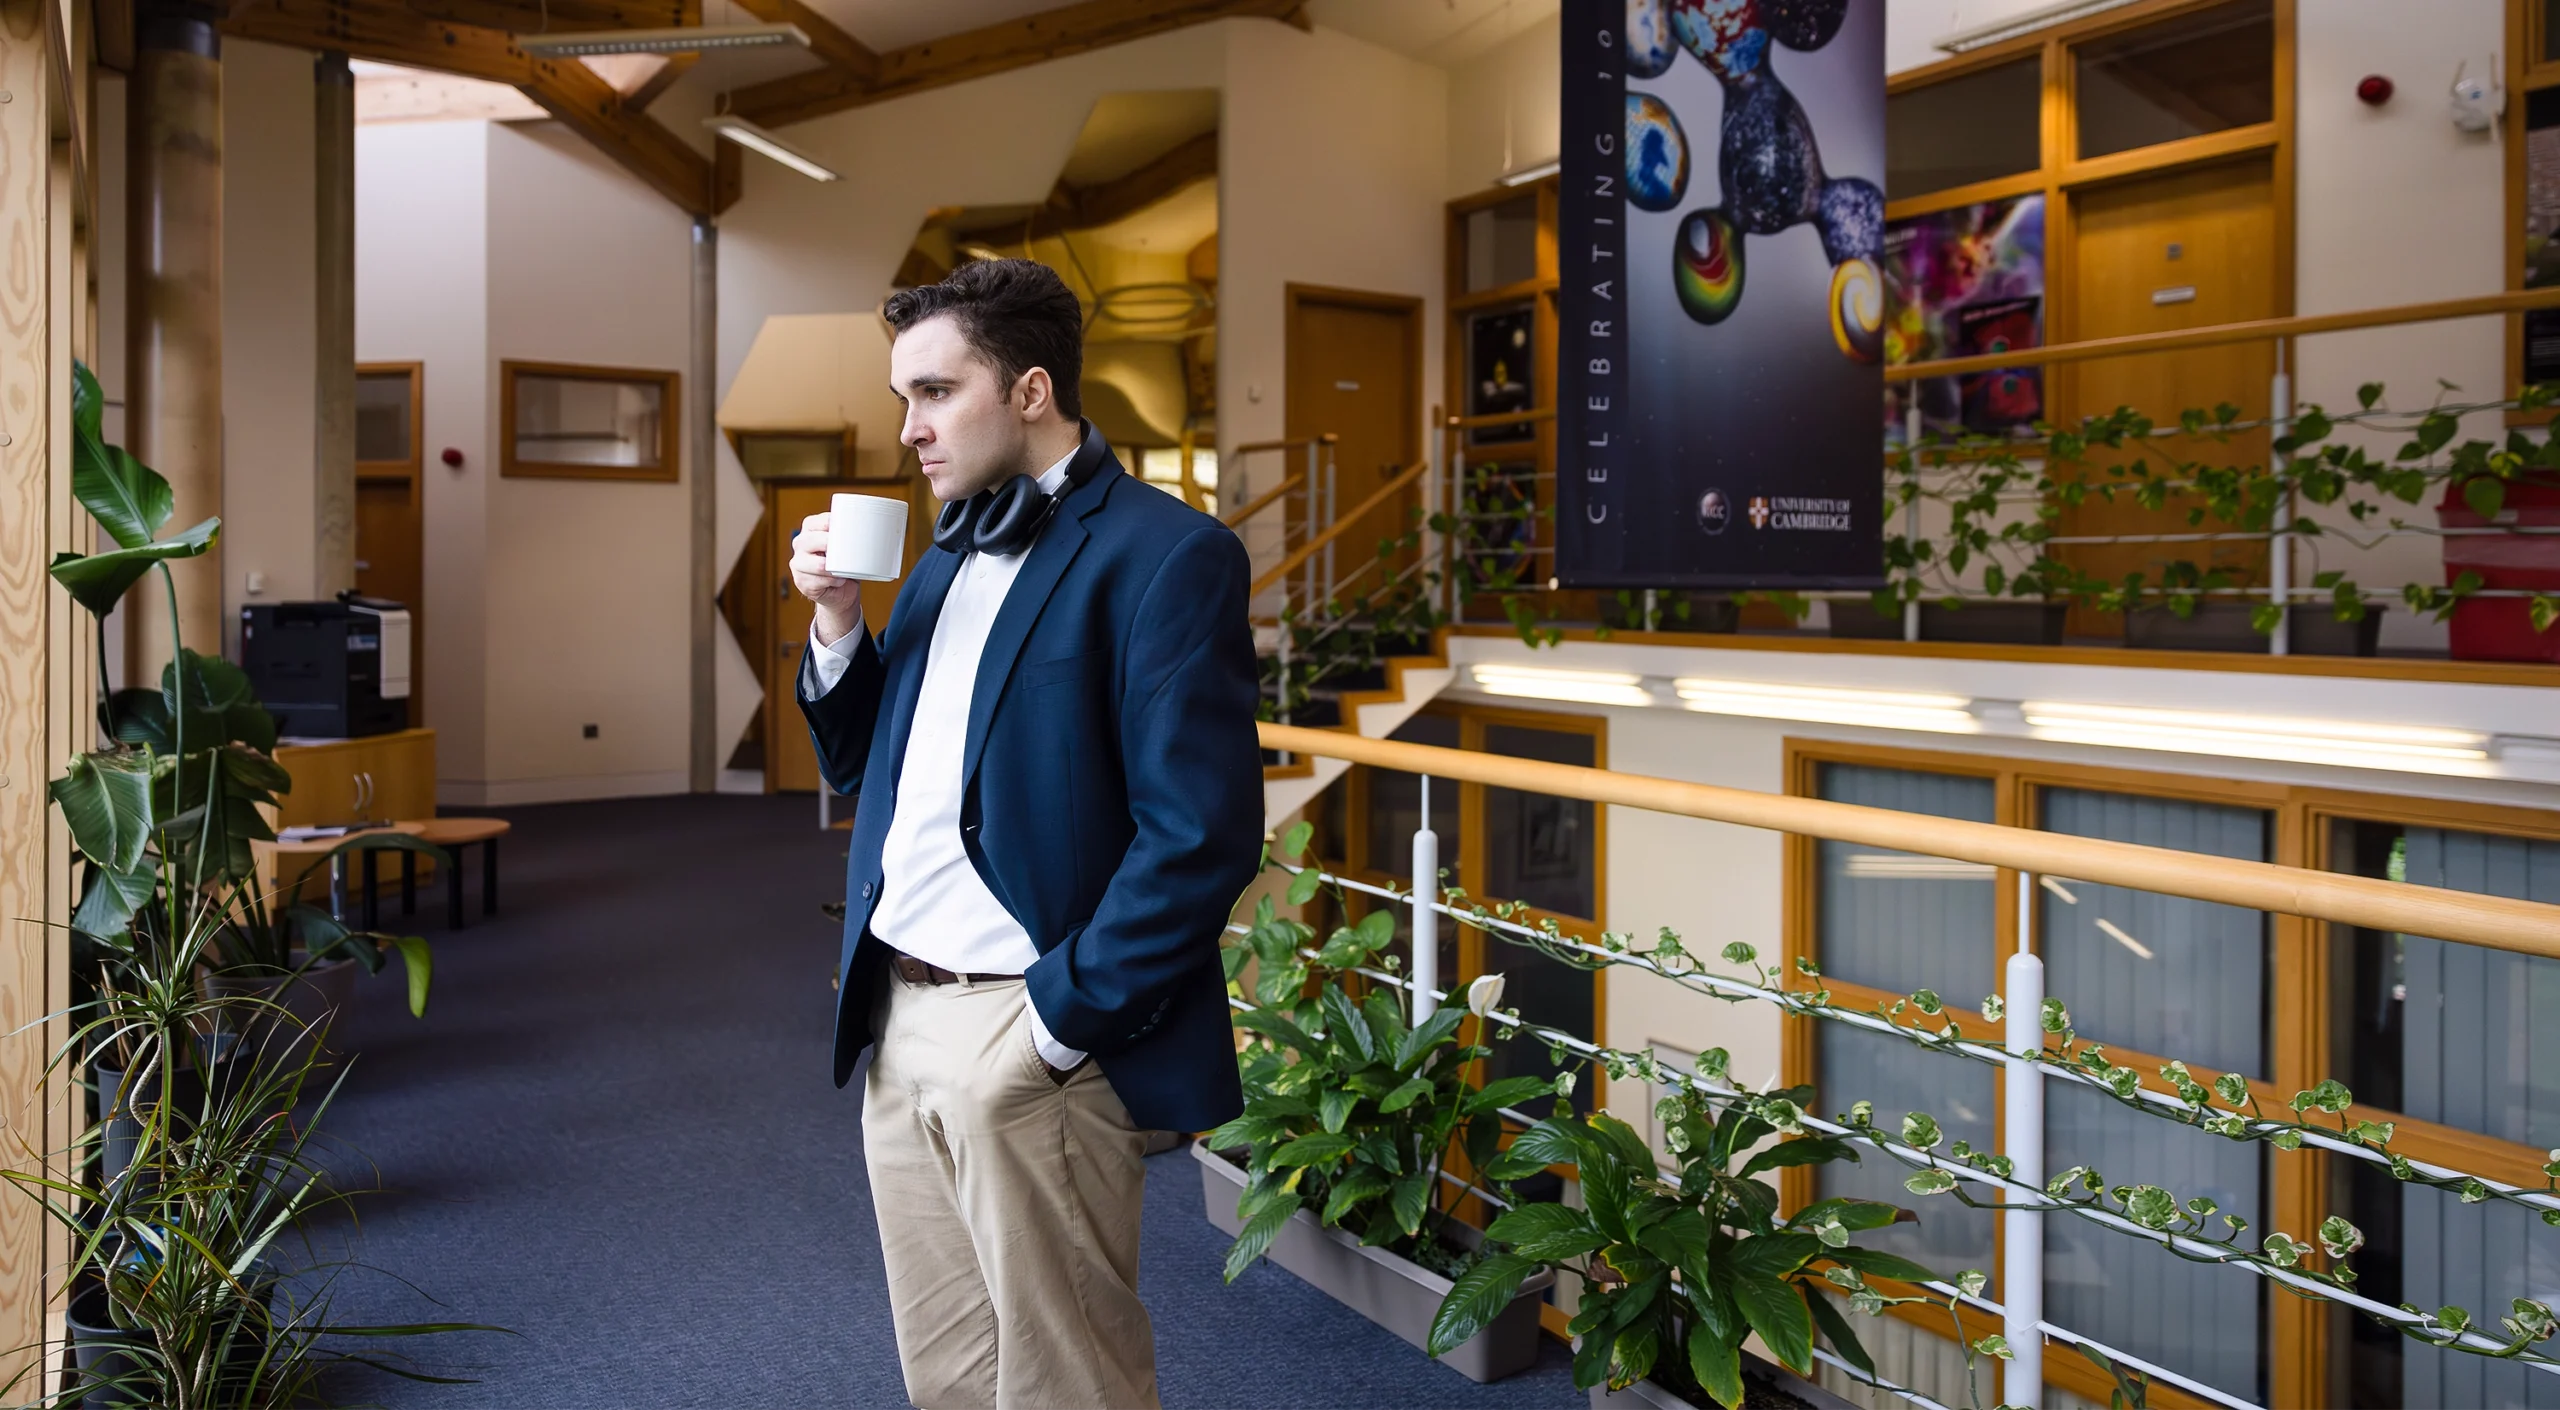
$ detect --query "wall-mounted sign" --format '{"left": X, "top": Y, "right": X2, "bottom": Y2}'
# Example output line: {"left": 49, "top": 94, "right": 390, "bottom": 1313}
{"left": 1557, "top": 0, "right": 1887, "bottom": 589}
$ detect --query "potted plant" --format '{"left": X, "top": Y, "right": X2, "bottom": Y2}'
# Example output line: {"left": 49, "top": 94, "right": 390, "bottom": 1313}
{"left": 1202, "top": 826, "right": 1558, "bottom": 1383}
{"left": 1426, "top": 1069, "right": 1947, "bottom": 1410}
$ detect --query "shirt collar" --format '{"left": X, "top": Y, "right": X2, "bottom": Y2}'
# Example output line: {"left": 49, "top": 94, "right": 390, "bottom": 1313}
{"left": 1033, "top": 442, "right": 1077, "bottom": 497}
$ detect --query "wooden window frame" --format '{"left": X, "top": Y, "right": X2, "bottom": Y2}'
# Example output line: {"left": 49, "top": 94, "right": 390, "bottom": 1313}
{"left": 355, "top": 360, "right": 424, "bottom": 502}
{"left": 1886, "top": 0, "right": 2296, "bottom": 444}
{"left": 1782, "top": 736, "right": 2560, "bottom": 1408}
{"left": 499, "top": 359, "right": 681, "bottom": 483}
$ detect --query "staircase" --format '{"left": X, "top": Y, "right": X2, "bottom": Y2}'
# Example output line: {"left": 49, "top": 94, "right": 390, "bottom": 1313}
{"left": 1259, "top": 627, "right": 1453, "bottom": 827}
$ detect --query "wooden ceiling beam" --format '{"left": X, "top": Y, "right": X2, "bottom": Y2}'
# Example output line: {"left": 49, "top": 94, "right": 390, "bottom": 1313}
{"left": 619, "top": 50, "right": 694, "bottom": 110}
{"left": 730, "top": 0, "right": 1303, "bottom": 128}
{"left": 519, "top": 53, "right": 714, "bottom": 214}
{"left": 221, "top": 0, "right": 714, "bottom": 216}
{"left": 726, "top": 0, "right": 874, "bottom": 83}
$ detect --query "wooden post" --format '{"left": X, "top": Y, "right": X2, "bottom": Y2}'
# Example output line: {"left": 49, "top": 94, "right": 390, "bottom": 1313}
{"left": 123, "top": 0, "right": 220, "bottom": 679}
{"left": 1, "top": 0, "right": 66, "bottom": 1383}
{"left": 313, "top": 49, "right": 355, "bottom": 595}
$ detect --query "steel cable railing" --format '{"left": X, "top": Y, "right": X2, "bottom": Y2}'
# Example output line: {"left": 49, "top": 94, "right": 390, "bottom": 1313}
{"left": 1240, "top": 723, "right": 2560, "bottom": 1406}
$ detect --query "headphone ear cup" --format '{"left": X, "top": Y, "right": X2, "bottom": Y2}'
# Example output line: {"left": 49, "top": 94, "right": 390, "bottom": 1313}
{"left": 933, "top": 494, "right": 984, "bottom": 553}
{"left": 971, "top": 476, "right": 1050, "bottom": 557}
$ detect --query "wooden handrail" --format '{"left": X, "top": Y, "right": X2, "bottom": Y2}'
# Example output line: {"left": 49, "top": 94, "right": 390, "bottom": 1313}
{"left": 1222, "top": 471, "right": 1304, "bottom": 529}
{"left": 1444, "top": 407, "right": 1559, "bottom": 431}
{"left": 1250, "top": 460, "right": 1431, "bottom": 598}
{"left": 1887, "top": 286, "right": 2560, "bottom": 384}
{"left": 1231, "top": 433, "right": 1340, "bottom": 455}
{"left": 1259, "top": 723, "right": 2560, "bottom": 960}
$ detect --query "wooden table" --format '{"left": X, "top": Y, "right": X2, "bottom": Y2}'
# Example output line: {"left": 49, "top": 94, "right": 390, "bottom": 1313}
{"left": 261, "top": 822, "right": 427, "bottom": 931}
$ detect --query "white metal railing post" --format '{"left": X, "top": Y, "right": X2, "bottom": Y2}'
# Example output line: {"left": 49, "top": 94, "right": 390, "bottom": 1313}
{"left": 2268, "top": 341, "right": 2294, "bottom": 656}
{"left": 2003, "top": 868, "right": 2046, "bottom": 1408}
{"left": 1902, "top": 403, "right": 1923, "bottom": 643}
{"left": 1412, "top": 774, "right": 1439, "bottom": 1023}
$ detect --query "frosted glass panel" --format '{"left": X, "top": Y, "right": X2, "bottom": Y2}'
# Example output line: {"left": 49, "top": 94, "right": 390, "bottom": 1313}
{"left": 1815, "top": 764, "right": 1997, "bottom": 1000}
{"left": 2038, "top": 788, "right": 2270, "bottom": 1076}
{"left": 2396, "top": 829, "right": 2560, "bottom": 1148}
{"left": 2045, "top": 1079, "right": 2265, "bottom": 1399}
{"left": 1814, "top": 1022, "right": 1996, "bottom": 1281}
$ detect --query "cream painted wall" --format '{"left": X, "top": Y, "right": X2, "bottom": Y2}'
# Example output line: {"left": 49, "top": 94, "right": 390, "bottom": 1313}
{"left": 1445, "top": 10, "right": 1559, "bottom": 198}
{"left": 480, "top": 122, "right": 696, "bottom": 802}
{"left": 356, "top": 120, "right": 491, "bottom": 796}
{"left": 220, "top": 40, "right": 320, "bottom": 661}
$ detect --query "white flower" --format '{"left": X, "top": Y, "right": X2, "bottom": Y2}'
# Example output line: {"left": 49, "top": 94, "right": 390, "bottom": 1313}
{"left": 1465, "top": 972, "right": 1506, "bottom": 1018}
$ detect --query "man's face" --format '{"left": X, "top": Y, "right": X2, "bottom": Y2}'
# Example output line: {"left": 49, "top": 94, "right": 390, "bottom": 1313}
{"left": 890, "top": 313, "right": 1031, "bottom": 503}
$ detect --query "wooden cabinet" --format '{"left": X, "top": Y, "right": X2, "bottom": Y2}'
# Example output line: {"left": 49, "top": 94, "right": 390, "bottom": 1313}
{"left": 273, "top": 728, "right": 437, "bottom": 829}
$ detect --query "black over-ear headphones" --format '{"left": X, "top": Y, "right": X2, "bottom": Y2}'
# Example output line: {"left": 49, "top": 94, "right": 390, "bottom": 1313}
{"left": 931, "top": 433, "right": 1103, "bottom": 557}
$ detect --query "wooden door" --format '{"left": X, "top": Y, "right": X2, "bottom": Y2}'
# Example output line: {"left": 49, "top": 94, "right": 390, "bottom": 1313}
{"left": 354, "top": 364, "right": 424, "bottom": 724}
{"left": 1286, "top": 287, "right": 1422, "bottom": 607}
{"left": 2061, "top": 159, "right": 2277, "bottom": 635}
{"left": 763, "top": 481, "right": 921, "bottom": 794}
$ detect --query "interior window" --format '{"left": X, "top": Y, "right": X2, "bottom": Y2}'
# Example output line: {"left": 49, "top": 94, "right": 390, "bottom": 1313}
{"left": 2074, "top": 0, "right": 2275, "bottom": 160}
{"left": 1814, "top": 763, "right": 1999, "bottom": 1000}
{"left": 1477, "top": 722, "right": 1597, "bottom": 1114}
{"left": 1887, "top": 56, "right": 2042, "bottom": 200}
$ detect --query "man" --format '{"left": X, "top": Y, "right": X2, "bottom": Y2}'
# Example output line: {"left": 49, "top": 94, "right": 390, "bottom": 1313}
{"left": 788, "top": 258, "right": 1262, "bottom": 1410}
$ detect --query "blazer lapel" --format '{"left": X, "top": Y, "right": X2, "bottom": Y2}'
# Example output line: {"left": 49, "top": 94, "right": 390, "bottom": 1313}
{"left": 881, "top": 547, "right": 960, "bottom": 789}
{"left": 961, "top": 509, "right": 1089, "bottom": 792}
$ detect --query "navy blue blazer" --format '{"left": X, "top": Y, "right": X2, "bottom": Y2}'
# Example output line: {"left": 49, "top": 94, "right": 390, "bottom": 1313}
{"left": 800, "top": 430, "right": 1260, "bottom": 1133}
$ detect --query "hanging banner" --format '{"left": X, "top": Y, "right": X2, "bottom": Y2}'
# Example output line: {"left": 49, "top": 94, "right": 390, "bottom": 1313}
{"left": 1558, "top": 0, "right": 1887, "bottom": 589}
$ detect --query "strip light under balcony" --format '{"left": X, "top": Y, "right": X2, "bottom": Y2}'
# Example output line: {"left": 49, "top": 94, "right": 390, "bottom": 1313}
{"left": 1469, "top": 663, "right": 1654, "bottom": 707}
{"left": 2020, "top": 701, "right": 2493, "bottom": 776}
{"left": 519, "top": 22, "right": 808, "bottom": 56}
{"left": 1673, "top": 678, "right": 1980, "bottom": 734}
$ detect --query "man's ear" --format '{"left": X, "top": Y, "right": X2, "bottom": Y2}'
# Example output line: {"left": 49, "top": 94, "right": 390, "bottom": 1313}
{"left": 1014, "top": 366, "right": 1052, "bottom": 421}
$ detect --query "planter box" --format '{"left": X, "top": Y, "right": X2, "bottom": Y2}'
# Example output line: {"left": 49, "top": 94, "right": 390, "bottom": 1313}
{"left": 1827, "top": 600, "right": 2067, "bottom": 645}
{"left": 2121, "top": 602, "right": 2383, "bottom": 656}
{"left": 1585, "top": 1353, "right": 1862, "bottom": 1410}
{"left": 2438, "top": 476, "right": 2560, "bottom": 663}
{"left": 1195, "top": 1141, "right": 1554, "bottom": 1383}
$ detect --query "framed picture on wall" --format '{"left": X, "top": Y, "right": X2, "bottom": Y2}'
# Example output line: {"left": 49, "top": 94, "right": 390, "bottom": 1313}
{"left": 1466, "top": 304, "right": 1537, "bottom": 446}
{"left": 500, "top": 361, "right": 680, "bottom": 482}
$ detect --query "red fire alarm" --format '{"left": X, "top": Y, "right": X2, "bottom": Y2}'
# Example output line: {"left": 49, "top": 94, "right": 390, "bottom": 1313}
{"left": 441, "top": 447, "right": 465, "bottom": 467}
{"left": 2357, "top": 74, "right": 2394, "bottom": 106}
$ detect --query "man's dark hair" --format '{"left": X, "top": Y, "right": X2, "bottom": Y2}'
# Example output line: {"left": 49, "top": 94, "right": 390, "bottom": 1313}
{"left": 883, "top": 258, "right": 1084, "bottom": 419}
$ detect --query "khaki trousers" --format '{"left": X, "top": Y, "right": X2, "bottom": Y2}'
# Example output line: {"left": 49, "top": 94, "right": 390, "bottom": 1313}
{"left": 863, "top": 969, "right": 1158, "bottom": 1410}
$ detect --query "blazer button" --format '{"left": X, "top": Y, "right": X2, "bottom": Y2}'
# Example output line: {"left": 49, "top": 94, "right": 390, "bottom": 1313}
{"left": 860, "top": 882, "right": 874, "bottom": 898}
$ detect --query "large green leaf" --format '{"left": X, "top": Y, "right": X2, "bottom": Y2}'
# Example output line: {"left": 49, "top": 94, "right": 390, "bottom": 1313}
{"left": 1464, "top": 1073, "right": 1556, "bottom": 1116}
{"left": 72, "top": 359, "right": 104, "bottom": 446}
{"left": 1483, "top": 1117, "right": 1581, "bottom": 1180}
{"left": 1388, "top": 1165, "right": 1432, "bottom": 1236}
{"left": 1687, "top": 1324, "right": 1746, "bottom": 1410}
{"left": 1786, "top": 1197, "right": 1905, "bottom": 1235}
{"left": 1319, "top": 1087, "right": 1358, "bottom": 1134}
{"left": 1393, "top": 1006, "right": 1464, "bottom": 1069}
{"left": 1742, "top": 1136, "right": 1859, "bottom": 1179}
{"left": 1268, "top": 1132, "right": 1357, "bottom": 1168}
{"left": 47, "top": 752, "right": 153, "bottom": 871}
{"left": 1636, "top": 1206, "right": 1713, "bottom": 1266}
{"left": 1613, "top": 1319, "right": 1661, "bottom": 1386}
{"left": 1321, "top": 1166, "right": 1389, "bottom": 1224}
{"left": 1233, "top": 1007, "right": 1316, "bottom": 1054}
{"left": 1585, "top": 1111, "right": 1654, "bottom": 1171}
{"left": 166, "top": 649, "right": 280, "bottom": 754}
{"left": 1728, "top": 1232, "right": 1822, "bottom": 1282}
{"left": 1320, "top": 987, "right": 1374, "bottom": 1063}
{"left": 1728, "top": 1271, "right": 1814, "bottom": 1375}
{"left": 1486, "top": 1202, "right": 1608, "bottom": 1262}
{"left": 1377, "top": 1076, "right": 1434, "bottom": 1113}
{"left": 1424, "top": 1252, "right": 1536, "bottom": 1357}
{"left": 71, "top": 380, "right": 172, "bottom": 550}
{"left": 71, "top": 862, "right": 156, "bottom": 945}
{"left": 49, "top": 518, "right": 219, "bottom": 616}
{"left": 1222, "top": 1190, "right": 1302, "bottom": 1284}
{"left": 1805, "top": 1286, "right": 1875, "bottom": 1377}
{"left": 393, "top": 934, "right": 433, "bottom": 1017}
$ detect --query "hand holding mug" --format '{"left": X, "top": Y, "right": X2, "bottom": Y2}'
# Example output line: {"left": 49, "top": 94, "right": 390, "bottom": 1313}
{"left": 790, "top": 511, "right": 865, "bottom": 647}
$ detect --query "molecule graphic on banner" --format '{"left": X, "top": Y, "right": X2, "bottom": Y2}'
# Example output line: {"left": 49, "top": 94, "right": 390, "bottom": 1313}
{"left": 1626, "top": 0, "right": 1883, "bottom": 362}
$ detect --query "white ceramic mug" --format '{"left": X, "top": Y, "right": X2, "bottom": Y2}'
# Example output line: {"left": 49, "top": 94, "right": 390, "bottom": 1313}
{"left": 826, "top": 493, "right": 909, "bottom": 582}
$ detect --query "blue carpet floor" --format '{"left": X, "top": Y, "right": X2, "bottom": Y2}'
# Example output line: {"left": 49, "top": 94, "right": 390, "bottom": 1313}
{"left": 299, "top": 793, "right": 1584, "bottom": 1408}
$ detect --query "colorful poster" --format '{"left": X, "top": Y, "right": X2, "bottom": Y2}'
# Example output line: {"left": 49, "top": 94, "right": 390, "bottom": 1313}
{"left": 1557, "top": 0, "right": 1887, "bottom": 589}
{"left": 1881, "top": 195, "right": 2045, "bottom": 446}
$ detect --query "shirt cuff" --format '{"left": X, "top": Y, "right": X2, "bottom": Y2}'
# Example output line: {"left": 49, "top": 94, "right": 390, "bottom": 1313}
{"left": 1027, "top": 1005, "right": 1088, "bottom": 1072}
{"left": 803, "top": 622, "right": 862, "bottom": 699}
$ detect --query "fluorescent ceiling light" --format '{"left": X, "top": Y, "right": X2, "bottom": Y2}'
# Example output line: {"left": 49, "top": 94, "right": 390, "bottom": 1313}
{"left": 1469, "top": 663, "right": 1653, "bottom": 708}
{"left": 519, "top": 22, "right": 807, "bottom": 56}
{"left": 704, "top": 115, "right": 840, "bottom": 182}
{"left": 1935, "top": 0, "right": 2142, "bottom": 52}
{"left": 1498, "top": 158, "right": 1560, "bottom": 187}
{"left": 2021, "top": 701, "right": 2492, "bottom": 776}
{"left": 1842, "top": 854, "right": 1996, "bottom": 881}
{"left": 1674, "top": 678, "right": 1980, "bottom": 734}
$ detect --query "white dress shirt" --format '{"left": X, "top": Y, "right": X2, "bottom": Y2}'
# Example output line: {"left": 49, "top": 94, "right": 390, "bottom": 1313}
{"left": 806, "top": 448, "right": 1087, "bottom": 1071}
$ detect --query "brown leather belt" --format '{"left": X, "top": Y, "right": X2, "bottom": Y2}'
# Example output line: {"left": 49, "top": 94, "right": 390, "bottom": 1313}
{"left": 888, "top": 949, "right": 1017, "bottom": 987}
